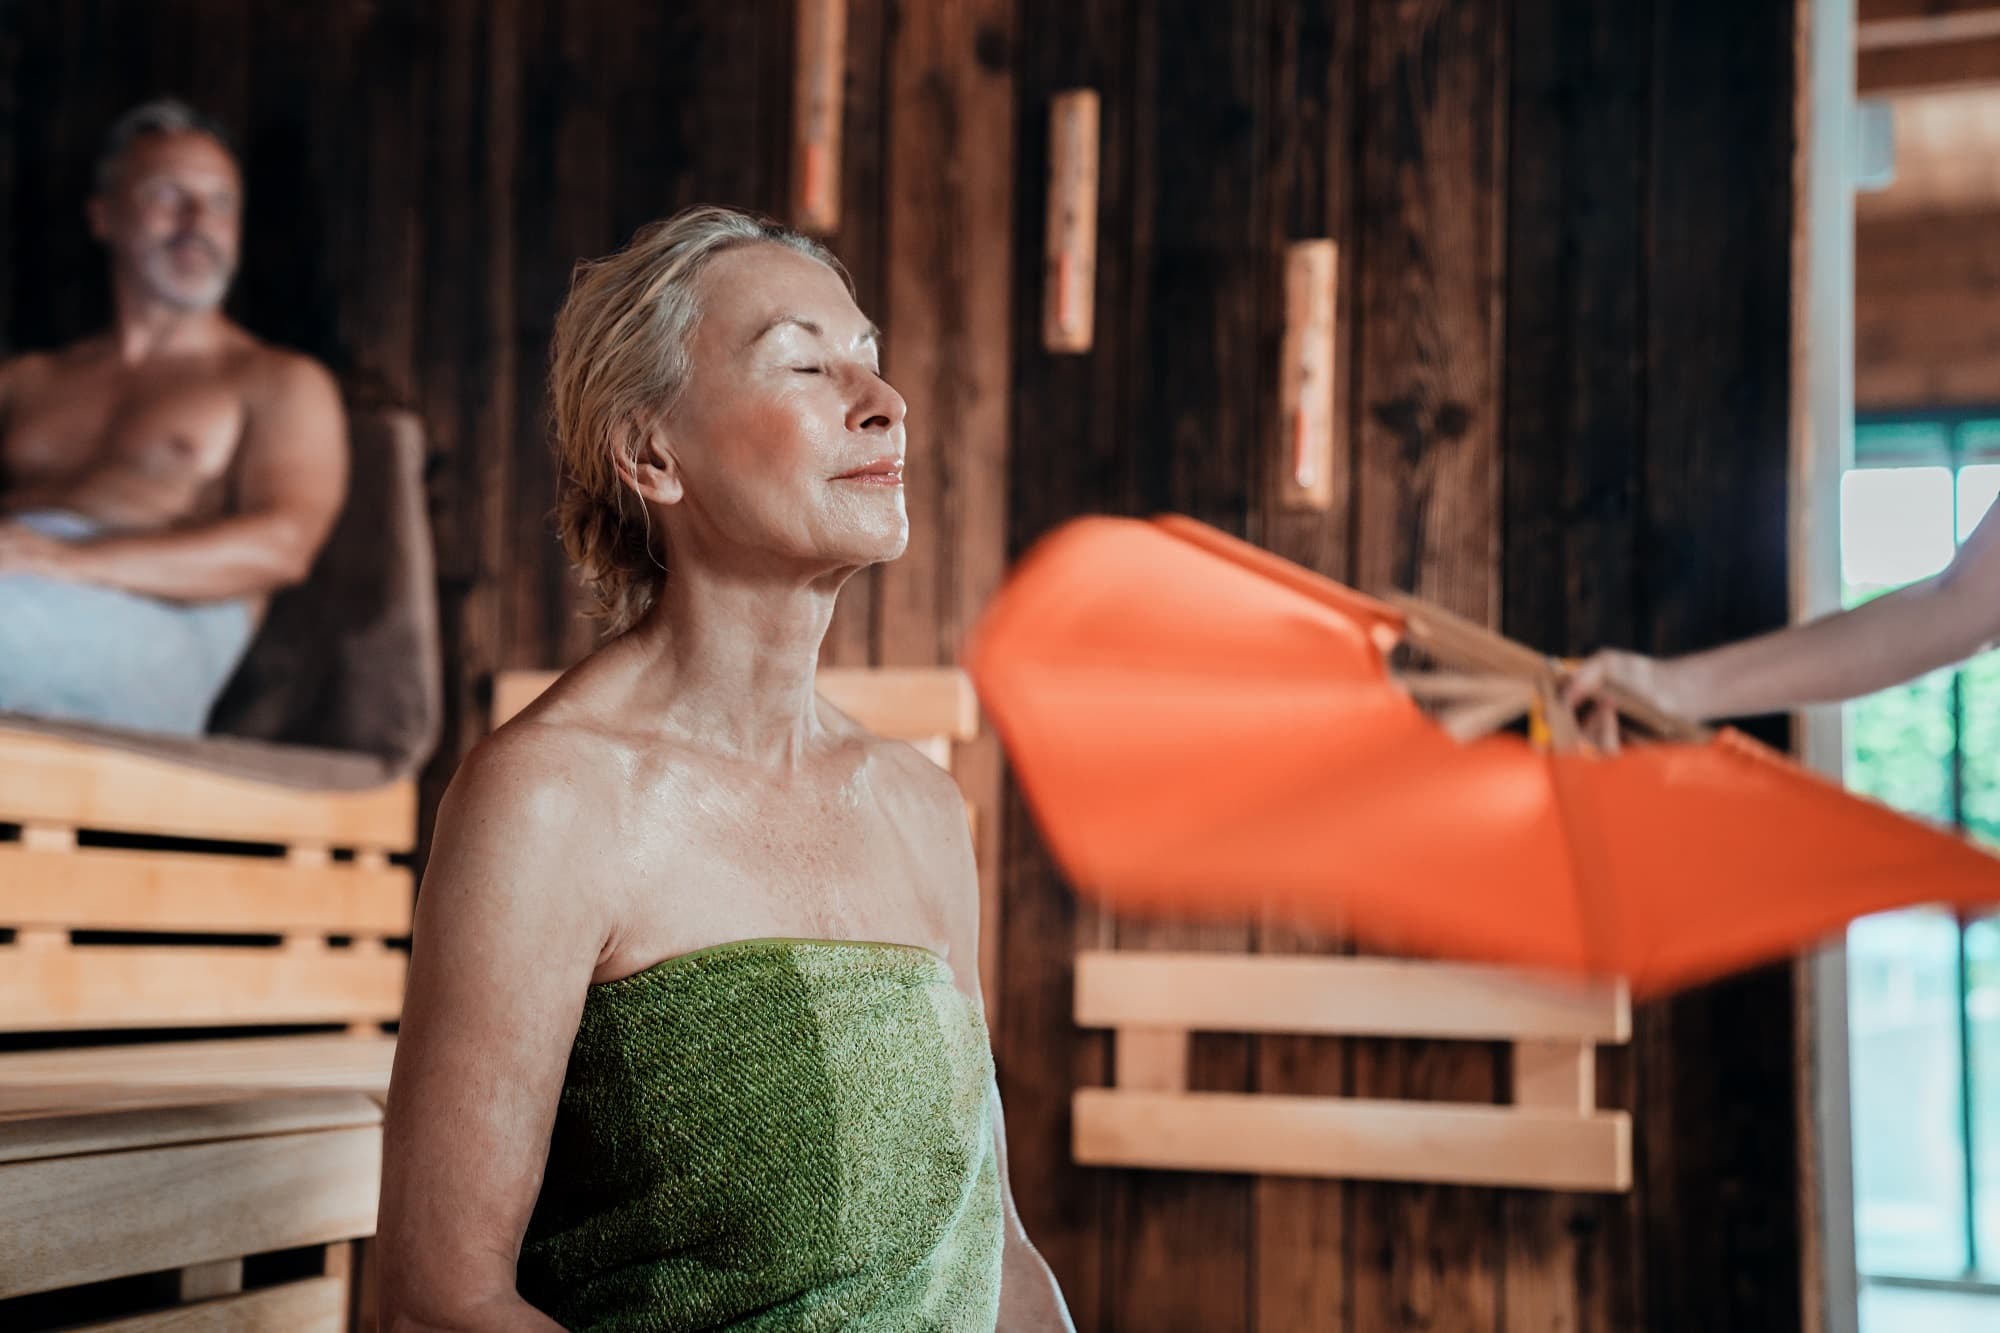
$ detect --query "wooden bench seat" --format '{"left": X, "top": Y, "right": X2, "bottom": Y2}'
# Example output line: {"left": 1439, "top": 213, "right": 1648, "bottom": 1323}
{"left": 0, "top": 1034, "right": 396, "bottom": 1106}
{"left": 0, "top": 1087, "right": 379, "bottom": 1327}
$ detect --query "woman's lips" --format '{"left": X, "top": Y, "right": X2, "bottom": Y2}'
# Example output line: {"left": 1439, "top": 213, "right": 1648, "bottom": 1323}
{"left": 834, "top": 459, "right": 905, "bottom": 486}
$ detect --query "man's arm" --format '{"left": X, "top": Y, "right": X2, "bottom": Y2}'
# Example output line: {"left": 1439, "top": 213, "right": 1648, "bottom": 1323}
{"left": 1568, "top": 495, "right": 2000, "bottom": 721}
{"left": 5, "top": 353, "right": 348, "bottom": 602}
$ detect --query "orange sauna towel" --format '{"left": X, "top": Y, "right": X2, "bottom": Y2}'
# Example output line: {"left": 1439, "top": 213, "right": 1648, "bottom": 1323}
{"left": 965, "top": 515, "right": 2000, "bottom": 998}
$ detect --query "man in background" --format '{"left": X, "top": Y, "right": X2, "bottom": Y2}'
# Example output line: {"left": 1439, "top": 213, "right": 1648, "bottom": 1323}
{"left": 0, "top": 99, "right": 347, "bottom": 735}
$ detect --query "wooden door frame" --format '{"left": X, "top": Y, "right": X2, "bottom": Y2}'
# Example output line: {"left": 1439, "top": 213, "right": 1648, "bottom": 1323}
{"left": 1793, "top": 1, "right": 1860, "bottom": 1331}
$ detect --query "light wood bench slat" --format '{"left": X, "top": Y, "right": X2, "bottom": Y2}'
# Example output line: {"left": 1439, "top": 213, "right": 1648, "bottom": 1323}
{"left": 0, "top": 728, "right": 415, "bottom": 850}
{"left": 0, "top": 1124, "right": 380, "bottom": 1297}
{"left": 0, "top": 1090, "right": 381, "bottom": 1164}
{"left": 1075, "top": 950, "right": 1631, "bottom": 1042}
{"left": 1072, "top": 1088, "right": 1632, "bottom": 1193}
{"left": 0, "top": 948, "right": 404, "bottom": 1032}
{"left": 0, "top": 1034, "right": 397, "bottom": 1094}
{"left": 0, "top": 844, "right": 411, "bottom": 935}
{"left": 63, "top": 1274, "right": 347, "bottom": 1332}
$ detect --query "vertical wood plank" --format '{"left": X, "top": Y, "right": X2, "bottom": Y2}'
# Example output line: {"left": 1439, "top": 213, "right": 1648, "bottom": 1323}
{"left": 1500, "top": 2, "right": 1653, "bottom": 1328}
{"left": 819, "top": 0, "right": 889, "bottom": 670}
{"left": 10, "top": 0, "right": 108, "bottom": 349}
{"left": 941, "top": 0, "right": 1017, "bottom": 1012}
{"left": 342, "top": 4, "right": 427, "bottom": 411}
{"left": 1352, "top": 0, "right": 1506, "bottom": 625}
{"left": 1515, "top": 1040, "right": 1597, "bottom": 1114}
{"left": 417, "top": 0, "right": 519, "bottom": 860}
{"left": 680, "top": 0, "right": 780, "bottom": 218}
{"left": 1102, "top": 1, "right": 1264, "bottom": 1328}
{"left": 325, "top": 1240, "right": 352, "bottom": 1280}
{"left": 879, "top": 0, "right": 1016, "bottom": 668}
{"left": 0, "top": 3, "right": 16, "bottom": 353}
{"left": 355, "top": 1236, "right": 380, "bottom": 1333}
{"left": 524, "top": 0, "right": 617, "bottom": 670}
{"left": 1640, "top": 3, "right": 1806, "bottom": 1325}
{"left": 178, "top": 1256, "right": 245, "bottom": 1300}
{"left": 237, "top": 0, "right": 346, "bottom": 380}
{"left": 880, "top": 0, "right": 1015, "bottom": 1033}
{"left": 1250, "top": 2, "right": 1359, "bottom": 1329}
{"left": 1004, "top": 1, "right": 1139, "bottom": 1324}
{"left": 1349, "top": 0, "right": 1509, "bottom": 1330}
{"left": 1115, "top": 1028, "right": 1189, "bottom": 1092}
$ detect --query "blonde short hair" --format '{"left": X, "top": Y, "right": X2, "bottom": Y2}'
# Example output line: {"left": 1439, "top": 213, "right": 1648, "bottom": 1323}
{"left": 548, "top": 205, "right": 848, "bottom": 635}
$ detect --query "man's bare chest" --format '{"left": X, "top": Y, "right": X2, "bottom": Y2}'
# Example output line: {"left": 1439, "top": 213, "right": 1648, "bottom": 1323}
{"left": 3, "top": 371, "right": 248, "bottom": 485}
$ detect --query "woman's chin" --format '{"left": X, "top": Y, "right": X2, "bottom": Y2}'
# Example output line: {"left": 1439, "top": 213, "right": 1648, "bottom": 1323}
{"left": 830, "top": 515, "right": 910, "bottom": 567}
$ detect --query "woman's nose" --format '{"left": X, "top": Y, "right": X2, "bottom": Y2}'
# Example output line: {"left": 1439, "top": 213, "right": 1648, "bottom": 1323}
{"left": 849, "top": 374, "right": 907, "bottom": 434}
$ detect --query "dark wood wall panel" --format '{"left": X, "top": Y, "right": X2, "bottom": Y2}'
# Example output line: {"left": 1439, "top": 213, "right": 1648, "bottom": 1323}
{"left": 879, "top": 0, "right": 1013, "bottom": 669}
{"left": 1102, "top": 0, "right": 1266, "bottom": 1324}
{"left": 1, "top": 3, "right": 1810, "bottom": 1328}
{"left": 419, "top": 0, "right": 518, "bottom": 838}
{"left": 1247, "top": 0, "right": 1359, "bottom": 1326}
{"left": 818, "top": 0, "right": 891, "bottom": 670}
{"left": 1001, "top": 0, "right": 1138, "bottom": 1324}
{"left": 1499, "top": 1, "right": 1651, "bottom": 1329}
{"left": 878, "top": 0, "right": 1017, "bottom": 1009}
{"left": 1347, "top": 1, "right": 1508, "bottom": 1328}
{"left": 503, "top": 0, "right": 597, "bottom": 672}
{"left": 1637, "top": 0, "right": 1804, "bottom": 1328}
{"left": 0, "top": 0, "right": 15, "bottom": 338}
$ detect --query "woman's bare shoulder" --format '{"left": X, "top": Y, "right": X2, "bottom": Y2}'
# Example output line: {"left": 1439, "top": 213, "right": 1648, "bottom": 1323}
{"left": 444, "top": 716, "right": 622, "bottom": 831}
{"left": 423, "top": 715, "right": 649, "bottom": 930}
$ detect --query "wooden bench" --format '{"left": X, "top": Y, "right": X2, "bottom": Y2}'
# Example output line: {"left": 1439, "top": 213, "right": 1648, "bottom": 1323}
{"left": 1072, "top": 949, "right": 1634, "bottom": 1192}
{"left": 0, "top": 730, "right": 414, "bottom": 1038}
{"left": 0, "top": 1089, "right": 381, "bottom": 1328}
{"left": 0, "top": 728, "right": 415, "bottom": 1328}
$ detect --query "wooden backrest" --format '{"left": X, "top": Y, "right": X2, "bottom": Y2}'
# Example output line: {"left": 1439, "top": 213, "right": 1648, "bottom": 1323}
{"left": 209, "top": 407, "right": 444, "bottom": 776}
{"left": 492, "top": 666, "right": 980, "bottom": 772}
{"left": 1073, "top": 950, "right": 1633, "bottom": 1193}
{"left": 0, "top": 728, "right": 416, "bottom": 1035}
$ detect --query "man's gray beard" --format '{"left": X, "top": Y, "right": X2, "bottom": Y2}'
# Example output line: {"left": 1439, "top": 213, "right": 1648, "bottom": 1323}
{"left": 135, "top": 241, "right": 235, "bottom": 313}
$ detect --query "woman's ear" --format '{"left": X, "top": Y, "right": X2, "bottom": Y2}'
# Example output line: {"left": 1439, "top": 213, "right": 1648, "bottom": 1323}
{"left": 616, "top": 421, "right": 684, "bottom": 507}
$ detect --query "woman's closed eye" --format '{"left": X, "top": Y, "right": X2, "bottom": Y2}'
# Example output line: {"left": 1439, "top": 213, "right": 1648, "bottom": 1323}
{"left": 792, "top": 364, "right": 828, "bottom": 375}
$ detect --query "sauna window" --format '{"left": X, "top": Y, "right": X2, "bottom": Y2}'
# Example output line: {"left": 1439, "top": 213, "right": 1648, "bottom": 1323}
{"left": 1846, "top": 411, "right": 2000, "bottom": 1293}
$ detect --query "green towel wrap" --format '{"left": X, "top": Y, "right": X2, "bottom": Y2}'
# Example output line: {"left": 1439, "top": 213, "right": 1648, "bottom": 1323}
{"left": 518, "top": 938, "right": 1004, "bottom": 1331}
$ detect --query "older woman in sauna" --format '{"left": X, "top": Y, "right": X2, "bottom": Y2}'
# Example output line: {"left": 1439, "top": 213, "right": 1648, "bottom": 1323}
{"left": 378, "top": 207, "right": 1072, "bottom": 1331}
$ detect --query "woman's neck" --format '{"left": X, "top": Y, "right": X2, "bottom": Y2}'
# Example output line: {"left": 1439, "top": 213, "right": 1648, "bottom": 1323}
{"left": 614, "top": 558, "right": 846, "bottom": 765}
